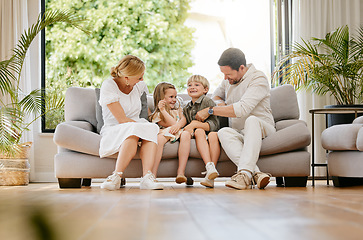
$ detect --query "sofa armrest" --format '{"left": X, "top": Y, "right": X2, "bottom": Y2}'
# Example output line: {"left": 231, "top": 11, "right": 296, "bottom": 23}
{"left": 322, "top": 124, "right": 362, "bottom": 151}
{"left": 353, "top": 116, "right": 363, "bottom": 124}
{"left": 64, "top": 120, "right": 95, "bottom": 131}
{"left": 53, "top": 121, "right": 101, "bottom": 156}
{"left": 260, "top": 123, "right": 311, "bottom": 155}
{"left": 357, "top": 128, "right": 363, "bottom": 151}
{"left": 275, "top": 119, "right": 307, "bottom": 131}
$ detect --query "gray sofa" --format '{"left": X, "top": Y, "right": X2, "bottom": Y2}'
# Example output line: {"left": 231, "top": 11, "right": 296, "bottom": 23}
{"left": 321, "top": 116, "right": 363, "bottom": 187}
{"left": 53, "top": 84, "right": 311, "bottom": 188}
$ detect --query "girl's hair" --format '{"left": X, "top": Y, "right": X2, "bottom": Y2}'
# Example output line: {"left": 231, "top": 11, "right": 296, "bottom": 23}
{"left": 110, "top": 55, "right": 145, "bottom": 78}
{"left": 150, "top": 82, "right": 178, "bottom": 122}
{"left": 187, "top": 75, "right": 209, "bottom": 93}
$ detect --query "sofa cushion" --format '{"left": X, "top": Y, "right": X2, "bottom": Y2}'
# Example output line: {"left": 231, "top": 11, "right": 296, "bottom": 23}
{"left": 353, "top": 116, "right": 363, "bottom": 124}
{"left": 270, "top": 84, "right": 299, "bottom": 122}
{"left": 54, "top": 121, "right": 101, "bottom": 156}
{"left": 321, "top": 124, "right": 362, "bottom": 151}
{"left": 140, "top": 92, "right": 148, "bottom": 120}
{"left": 260, "top": 123, "right": 311, "bottom": 155}
{"left": 275, "top": 119, "right": 307, "bottom": 131}
{"left": 65, "top": 87, "right": 98, "bottom": 129}
{"left": 95, "top": 88, "right": 104, "bottom": 133}
{"left": 357, "top": 128, "right": 363, "bottom": 151}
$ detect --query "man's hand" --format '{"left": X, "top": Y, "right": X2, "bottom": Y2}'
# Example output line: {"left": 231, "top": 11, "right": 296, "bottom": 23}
{"left": 195, "top": 107, "right": 210, "bottom": 121}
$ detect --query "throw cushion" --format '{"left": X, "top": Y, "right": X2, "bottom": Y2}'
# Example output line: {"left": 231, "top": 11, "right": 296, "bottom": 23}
{"left": 140, "top": 92, "right": 148, "bottom": 120}
{"left": 95, "top": 88, "right": 104, "bottom": 133}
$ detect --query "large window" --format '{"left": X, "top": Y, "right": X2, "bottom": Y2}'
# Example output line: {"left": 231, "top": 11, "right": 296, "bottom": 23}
{"left": 42, "top": 0, "right": 278, "bottom": 131}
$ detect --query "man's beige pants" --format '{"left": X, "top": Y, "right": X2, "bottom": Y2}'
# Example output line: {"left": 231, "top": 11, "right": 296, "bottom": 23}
{"left": 218, "top": 116, "right": 276, "bottom": 173}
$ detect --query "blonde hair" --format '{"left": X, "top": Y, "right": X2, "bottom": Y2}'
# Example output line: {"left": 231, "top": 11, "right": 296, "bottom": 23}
{"left": 110, "top": 55, "right": 145, "bottom": 78}
{"left": 187, "top": 75, "right": 210, "bottom": 92}
{"left": 150, "top": 82, "right": 178, "bottom": 122}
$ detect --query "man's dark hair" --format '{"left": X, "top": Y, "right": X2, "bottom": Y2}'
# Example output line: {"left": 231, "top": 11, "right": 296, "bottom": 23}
{"left": 218, "top": 48, "right": 246, "bottom": 71}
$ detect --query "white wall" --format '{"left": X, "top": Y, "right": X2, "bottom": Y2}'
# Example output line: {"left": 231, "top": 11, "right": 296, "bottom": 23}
{"left": 28, "top": 0, "right": 58, "bottom": 182}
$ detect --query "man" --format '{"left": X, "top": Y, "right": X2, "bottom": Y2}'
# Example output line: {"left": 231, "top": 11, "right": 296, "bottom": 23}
{"left": 196, "top": 48, "right": 276, "bottom": 190}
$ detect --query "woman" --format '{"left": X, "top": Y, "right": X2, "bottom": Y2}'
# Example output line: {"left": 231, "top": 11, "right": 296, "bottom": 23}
{"left": 99, "top": 55, "right": 163, "bottom": 190}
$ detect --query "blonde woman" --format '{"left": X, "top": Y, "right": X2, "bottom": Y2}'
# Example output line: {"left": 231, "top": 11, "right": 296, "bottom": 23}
{"left": 99, "top": 55, "right": 163, "bottom": 190}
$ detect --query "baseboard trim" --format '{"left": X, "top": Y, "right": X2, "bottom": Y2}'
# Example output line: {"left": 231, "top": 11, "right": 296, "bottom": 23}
{"left": 30, "top": 172, "right": 57, "bottom": 183}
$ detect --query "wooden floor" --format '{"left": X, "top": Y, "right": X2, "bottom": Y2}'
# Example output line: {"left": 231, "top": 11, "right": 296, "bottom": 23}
{"left": 1, "top": 179, "right": 363, "bottom": 240}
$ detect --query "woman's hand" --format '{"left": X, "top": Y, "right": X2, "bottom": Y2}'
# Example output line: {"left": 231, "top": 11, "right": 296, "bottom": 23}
{"left": 158, "top": 100, "right": 167, "bottom": 111}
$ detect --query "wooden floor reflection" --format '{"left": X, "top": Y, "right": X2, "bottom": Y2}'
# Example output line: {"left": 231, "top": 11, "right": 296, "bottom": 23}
{"left": 1, "top": 179, "right": 363, "bottom": 240}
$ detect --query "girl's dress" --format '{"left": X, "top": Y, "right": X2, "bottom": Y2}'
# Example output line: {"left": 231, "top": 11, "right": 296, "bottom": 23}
{"left": 98, "top": 78, "right": 159, "bottom": 158}
{"left": 151, "top": 108, "right": 183, "bottom": 142}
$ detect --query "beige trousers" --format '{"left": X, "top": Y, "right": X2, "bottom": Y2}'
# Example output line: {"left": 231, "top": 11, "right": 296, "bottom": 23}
{"left": 218, "top": 116, "right": 276, "bottom": 173}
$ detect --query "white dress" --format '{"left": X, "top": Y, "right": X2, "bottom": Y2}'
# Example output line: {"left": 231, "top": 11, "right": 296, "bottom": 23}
{"left": 98, "top": 78, "right": 159, "bottom": 158}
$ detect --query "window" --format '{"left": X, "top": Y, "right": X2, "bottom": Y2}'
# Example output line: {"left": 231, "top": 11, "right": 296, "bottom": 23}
{"left": 42, "top": 0, "right": 277, "bottom": 131}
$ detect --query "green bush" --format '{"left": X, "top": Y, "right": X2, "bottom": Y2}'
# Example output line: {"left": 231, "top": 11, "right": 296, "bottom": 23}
{"left": 45, "top": 0, "right": 195, "bottom": 128}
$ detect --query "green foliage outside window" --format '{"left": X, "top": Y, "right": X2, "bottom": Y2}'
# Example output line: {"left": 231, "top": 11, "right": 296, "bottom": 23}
{"left": 45, "top": 0, "right": 195, "bottom": 129}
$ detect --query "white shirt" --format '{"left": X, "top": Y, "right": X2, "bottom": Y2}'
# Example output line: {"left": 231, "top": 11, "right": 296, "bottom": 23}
{"left": 213, "top": 64, "right": 275, "bottom": 131}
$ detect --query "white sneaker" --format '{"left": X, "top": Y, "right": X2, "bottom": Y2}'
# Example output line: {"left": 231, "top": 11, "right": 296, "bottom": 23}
{"left": 140, "top": 171, "right": 164, "bottom": 190}
{"left": 100, "top": 172, "right": 121, "bottom": 191}
{"left": 205, "top": 162, "right": 219, "bottom": 180}
{"left": 200, "top": 177, "right": 214, "bottom": 188}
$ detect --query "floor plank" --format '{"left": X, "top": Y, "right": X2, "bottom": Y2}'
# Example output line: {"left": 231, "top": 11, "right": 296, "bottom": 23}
{"left": 1, "top": 180, "right": 363, "bottom": 240}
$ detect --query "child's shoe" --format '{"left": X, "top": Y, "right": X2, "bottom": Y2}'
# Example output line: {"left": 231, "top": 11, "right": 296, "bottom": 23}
{"left": 140, "top": 171, "right": 164, "bottom": 190}
{"left": 205, "top": 162, "right": 219, "bottom": 180}
{"left": 175, "top": 174, "right": 187, "bottom": 184}
{"left": 200, "top": 177, "right": 214, "bottom": 188}
{"left": 100, "top": 172, "right": 122, "bottom": 191}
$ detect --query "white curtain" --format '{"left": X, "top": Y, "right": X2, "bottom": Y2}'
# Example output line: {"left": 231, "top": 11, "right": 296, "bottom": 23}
{"left": 1, "top": 0, "right": 35, "bottom": 181}
{"left": 0, "top": 0, "right": 33, "bottom": 144}
{"left": 292, "top": 0, "right": 363, "bottom": 175}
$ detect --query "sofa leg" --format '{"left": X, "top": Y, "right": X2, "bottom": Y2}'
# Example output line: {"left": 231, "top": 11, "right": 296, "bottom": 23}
{"left": 120, "top": 178, "right": 126, "bottom": 187}
{"left": 82, "top": 178, "right": 92, "bottom": 187}
{"left": 283, "top": 177, "right": 307, "bottom": 187}
{"left": 276, "top": 177, "right": 284, "bottom": 187}
{"left": 58, "top": 178, "right": 82, "bottom": 188}
{"left": 332, "top": 176, "right": 363, "bottom": 187}
{"left": 186, "top": 177, "right": 194, "bottom": 186}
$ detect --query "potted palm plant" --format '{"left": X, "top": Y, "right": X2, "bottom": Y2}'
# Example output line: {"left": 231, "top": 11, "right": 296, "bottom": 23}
{"left": 273, "top": 25, "right": 363, "bottom": 125}
{"left": 0, "top": 10, "right": 90, "bottom": 185}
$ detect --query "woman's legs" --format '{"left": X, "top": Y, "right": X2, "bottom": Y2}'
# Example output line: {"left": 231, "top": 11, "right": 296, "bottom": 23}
{"left": 139, "top": 139, "right": 164, "bottom": 190}
{"left": 139, "top": 139, "right": 158, "bottom": 176}
{"left": 152, "top": 134, "right": 169, "bottom": 176}
{"left": 177, "top": 130, "right": 191, "bottom": 176}
{"left": 101, "top": 135, "right": 139, "bottom": 190}
{"left": 115, "top": 135, "right": 139, "bottom": 173}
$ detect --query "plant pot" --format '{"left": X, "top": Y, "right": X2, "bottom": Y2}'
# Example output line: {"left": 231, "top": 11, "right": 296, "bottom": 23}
{"left": 0, "top": 142, "right": 32, "bottom": 186}
{"left": 324, "top": 105, "right": 363, "bottom": 127}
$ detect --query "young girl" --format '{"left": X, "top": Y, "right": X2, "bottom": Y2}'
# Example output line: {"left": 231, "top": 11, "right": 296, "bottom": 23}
{"left": 150, "top": 82, "right": 185, "bottom": 180}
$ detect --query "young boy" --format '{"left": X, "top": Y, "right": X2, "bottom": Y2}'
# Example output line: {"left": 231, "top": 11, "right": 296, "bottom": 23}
{"left": 172, "top": 75, "right": 220, "bottom": 188}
